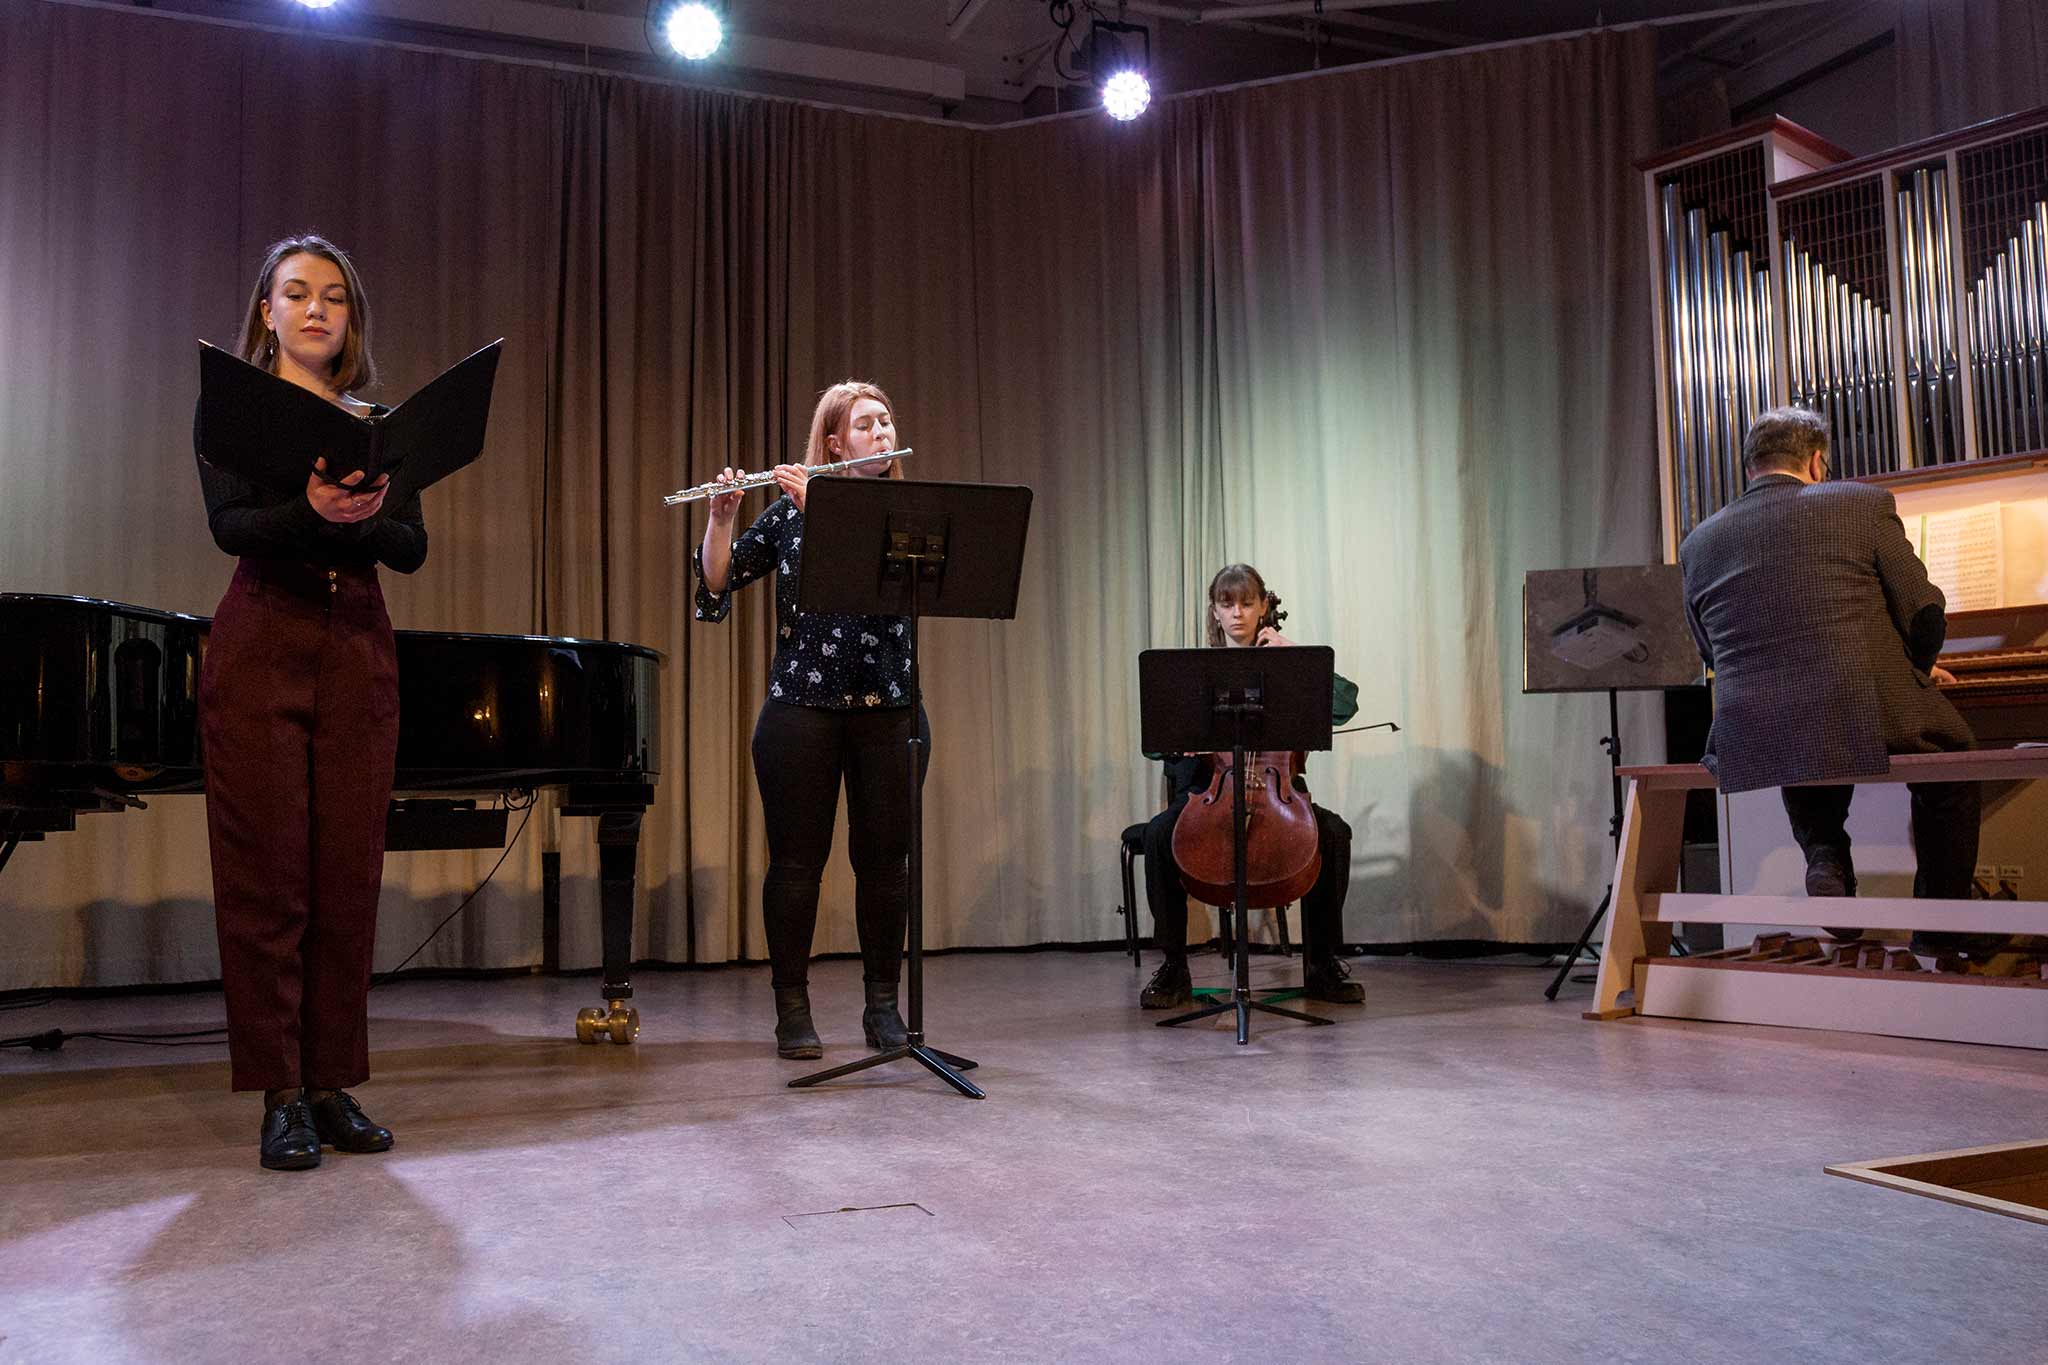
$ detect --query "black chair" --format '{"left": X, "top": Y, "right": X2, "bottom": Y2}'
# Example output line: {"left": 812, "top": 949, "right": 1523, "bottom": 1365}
{"left": 1216, "top": 903, "right": 1293, "bottom": 966}
{"left": 1117, "top": 823, "right": 1147, "bottom": 964}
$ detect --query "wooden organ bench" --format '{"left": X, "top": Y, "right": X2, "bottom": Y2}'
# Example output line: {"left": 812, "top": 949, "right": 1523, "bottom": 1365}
{"left": 1587, "top": 748, "right": 2048, "bottom": 1049}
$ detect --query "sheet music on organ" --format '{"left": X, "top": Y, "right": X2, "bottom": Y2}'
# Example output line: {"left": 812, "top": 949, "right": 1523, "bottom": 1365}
{"left": 1917, "top": 503, "right": 2003, "bottom": 612}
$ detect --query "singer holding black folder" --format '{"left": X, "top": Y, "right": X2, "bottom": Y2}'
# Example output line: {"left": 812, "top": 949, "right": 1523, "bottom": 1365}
{"left": 694, "top": 380, "right": 922, "bottom": 1062}
{"left": 194, "top": 235, "right": 424, "bottom": 1171}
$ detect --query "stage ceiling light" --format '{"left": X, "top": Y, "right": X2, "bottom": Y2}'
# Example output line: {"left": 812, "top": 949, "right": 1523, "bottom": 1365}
{"left": 1082, "top": 15, "right": 1151, "bottom": 122}
{"left": 1102, "top": 68, "right": 1150, "bottom": 121}
{"left": 291, "top": 0, "right": 342, "bottom": 10}
{"left": 1049, "top": 6, "right": 1153, "bottom": 121}
{"left": 664, "top": 1, "right": 725, "bottom": 60}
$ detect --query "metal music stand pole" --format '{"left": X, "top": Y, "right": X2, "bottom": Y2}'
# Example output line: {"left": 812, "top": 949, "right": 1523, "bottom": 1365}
{"left": 786, "top": 477, "right": 1034, "bottom": 1099}
{"left": 1545, "top": 688, "right": 1624, "bottom": 1000}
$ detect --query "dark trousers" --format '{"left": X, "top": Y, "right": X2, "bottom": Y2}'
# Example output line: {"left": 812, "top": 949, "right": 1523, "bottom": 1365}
{"left": 1781, "top": 780, "right": 1981, "bottom": 898}
{"left": 1143, "top": 797, "right": 1352, "bottom": 961}
{"left": 751, "top": 699, "right": 930, "bottom": 988}
{"left": 200, "top": 558, "right": 398, "bottom": 1093}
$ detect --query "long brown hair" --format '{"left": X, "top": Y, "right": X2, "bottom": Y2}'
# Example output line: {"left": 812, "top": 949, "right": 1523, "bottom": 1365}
{"left": 234, "top": 234, "right": 377, "bottom": 394}
{"left": 1205, "top": 563, "right": 1277, "bottom": 647}
{"left": 803, "top": 380, "right": 905, "bottom": 476}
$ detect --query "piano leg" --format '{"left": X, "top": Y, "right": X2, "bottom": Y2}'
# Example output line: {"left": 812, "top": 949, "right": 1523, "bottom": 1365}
{"left": 540, "top": 849, "right": 562, "bottom": 974}
{"left": 573, "top": 810, "right": 643, "bottom": 1045}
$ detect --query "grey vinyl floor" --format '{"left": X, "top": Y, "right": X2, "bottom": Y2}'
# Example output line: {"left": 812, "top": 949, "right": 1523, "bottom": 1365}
{"left": 2, "top": 950, "right": 2044, "bottom": 1364}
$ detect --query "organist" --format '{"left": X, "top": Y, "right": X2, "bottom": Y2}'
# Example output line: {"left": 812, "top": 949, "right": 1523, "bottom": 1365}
{"left": 1678, "top": 406, "right": 2006, "bottom": 960}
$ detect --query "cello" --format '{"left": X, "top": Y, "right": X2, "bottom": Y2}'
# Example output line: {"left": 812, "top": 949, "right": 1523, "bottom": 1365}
{"left": 1169, "top": 592, "right": 1323, "bottom": 908}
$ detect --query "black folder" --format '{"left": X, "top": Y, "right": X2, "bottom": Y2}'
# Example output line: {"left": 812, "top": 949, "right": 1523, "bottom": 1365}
{"left": 196, "top": 338, "right": 501, "bottom": 500}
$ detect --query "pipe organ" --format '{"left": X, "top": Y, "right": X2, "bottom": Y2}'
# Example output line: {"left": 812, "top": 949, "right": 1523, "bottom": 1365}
{"left": 1644, "top": 108, "right": 2048, "bottom": 552}
{"left": 1635, "top": 113, "right": 2048, "bottom": 1047}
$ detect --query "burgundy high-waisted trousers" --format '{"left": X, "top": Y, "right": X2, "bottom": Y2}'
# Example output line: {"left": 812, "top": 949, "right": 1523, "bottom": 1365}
{"left": 199, "top": 556, "right": 398, "bottom": 1092}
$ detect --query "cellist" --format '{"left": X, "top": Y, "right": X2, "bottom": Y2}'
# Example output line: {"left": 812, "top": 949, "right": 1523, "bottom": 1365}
{"left": 1137, "top": 563, "right": 1366, "bottom": 1010}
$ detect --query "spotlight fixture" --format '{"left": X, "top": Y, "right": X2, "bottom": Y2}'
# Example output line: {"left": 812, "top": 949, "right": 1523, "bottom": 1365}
{"left": 1049, "top": 6, "right": 1153, "bottom": 120}
{"left": 1081, "top": 17, "right": 1151, "bottom": 122}
{"left": 662, "top": 0, "right": 725, "bottom": 60}
{"left": 1101, "top": 67, "right": 1150, "bottom": 121}
{"left": 291, "top": 0, "right": 342, "bottom": 9}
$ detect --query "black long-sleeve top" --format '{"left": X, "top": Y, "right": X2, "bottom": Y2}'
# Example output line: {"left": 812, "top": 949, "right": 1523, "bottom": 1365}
{"left": 192, "top": 402, "right": 428, "bottom": 572}
{"left": 694, "top": 494, "right": 914, "bottom": 710}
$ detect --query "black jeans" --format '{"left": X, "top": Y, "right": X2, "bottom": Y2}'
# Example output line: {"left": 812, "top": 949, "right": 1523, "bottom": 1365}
{"left": 1780, "top": 780, "right": 1981, "bottom": 898}
{"left": 1142, "top": 797, "right": 1352, "bottom": 961}
{"left": 751, "top": 700, "right": 930, "bottom": 988}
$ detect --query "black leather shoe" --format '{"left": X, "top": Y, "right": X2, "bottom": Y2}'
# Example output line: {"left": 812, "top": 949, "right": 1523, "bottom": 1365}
{"left": 1138, "top": 957, "right": 1192, "bottom": 1009}
{"left": 260, "top": 1099, "right": 322, "bottom": 1171}
{"left": 307, "top": 1090, "right": 394, "bottom": 1154}
{"left": 1304, "top": 955, "right": 1366, "bottom": 1004}
{"left": 1805, "top": 860, "right": 1861, "bottom": 940}
{"left": 774, "top": 985, "right": 823, "bottom": 1059}
{"left": 1805, "top": 856, "right": 1857, "bottom": 899}
{"left": 862, "top": 982, "right": 909, "bottom": 1050}
{"left": 1910, "top": 930, "right": 2019, "bottom": 959}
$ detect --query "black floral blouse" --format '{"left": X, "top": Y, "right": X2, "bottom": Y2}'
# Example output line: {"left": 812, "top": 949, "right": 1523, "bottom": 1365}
{"left": 694, "top": 494, "right": 916, "bottom": 710}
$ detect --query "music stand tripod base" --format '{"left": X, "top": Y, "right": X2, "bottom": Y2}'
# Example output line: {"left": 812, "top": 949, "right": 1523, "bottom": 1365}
{"left": 787, "top": 1038, "right": 983, "bottom": 1098}
{"left": 1157, "top": 993, "right": 1333, "bottom": 1044}
{"left": 1158, "top": 896, "right": 1334, "bottom": 1043}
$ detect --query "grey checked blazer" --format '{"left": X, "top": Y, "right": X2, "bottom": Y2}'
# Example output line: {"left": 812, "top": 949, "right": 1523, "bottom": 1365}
{"left": 1678, "top": 473, "right": 1973, "bottom": 795}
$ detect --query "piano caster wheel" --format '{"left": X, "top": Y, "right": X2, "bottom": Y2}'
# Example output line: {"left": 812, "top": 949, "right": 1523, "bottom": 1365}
{"left": 576, "top": 999, "right": 639, "bottom": 1045}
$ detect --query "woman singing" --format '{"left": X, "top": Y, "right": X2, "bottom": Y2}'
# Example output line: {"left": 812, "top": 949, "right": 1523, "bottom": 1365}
{"left": 1138, "top": 563, "right": 1366, "bottom": 1010}
{"left": 196, "top": 235, "right": 424, "bottom": 1169}
{"left": 695, "top": 381, "right": 922, "bottom": 1059}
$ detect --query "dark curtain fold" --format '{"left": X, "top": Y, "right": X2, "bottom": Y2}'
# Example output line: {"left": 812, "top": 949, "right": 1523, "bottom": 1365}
{"left": 0, "top": 0, "right": 1659, "bottom": 985}
{"left": 1893, "top": 0, "right": 2048, "bottom": 141}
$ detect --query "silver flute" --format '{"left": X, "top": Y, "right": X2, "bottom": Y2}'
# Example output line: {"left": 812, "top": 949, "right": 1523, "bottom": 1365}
{"left": 661, "top": 449, "right": 912, "bottom": 506}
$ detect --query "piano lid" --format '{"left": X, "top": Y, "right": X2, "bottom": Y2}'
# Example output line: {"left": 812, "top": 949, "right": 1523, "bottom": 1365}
{"left": 0, "top": 592, "right": 665, "bottom": 796}
{"left": 0, "top": 593, "right": 666, "bottom": 662}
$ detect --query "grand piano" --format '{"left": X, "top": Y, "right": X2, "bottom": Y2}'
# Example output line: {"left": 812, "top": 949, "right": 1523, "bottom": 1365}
{"left": 0, "top": 592, "right": 662, "bottom": 1044}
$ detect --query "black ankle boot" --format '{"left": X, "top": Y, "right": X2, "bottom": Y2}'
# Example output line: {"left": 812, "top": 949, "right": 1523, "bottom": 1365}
{"left": 774, "top": 986, "right": 823, "bottom": 1059}
{"left": 259, "top": 1097, "right": 321, "bottom": 1171}
{"left": 862, "top": 981, "right": 908, "bottom": 1050}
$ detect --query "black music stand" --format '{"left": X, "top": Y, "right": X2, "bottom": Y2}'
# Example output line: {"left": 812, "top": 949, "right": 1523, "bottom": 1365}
{"left": 1522, "top": 567, "right": 1702, "bottom": 1000}
{"left": 786, "top": 476, "right": 1033, "bottom": 1100}
{"left": 1139, "top": 645, "right": 1337, "bottom": 1045}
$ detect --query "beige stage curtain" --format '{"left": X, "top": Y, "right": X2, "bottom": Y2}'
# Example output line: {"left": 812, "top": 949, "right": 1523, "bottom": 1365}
{"left": 0, "top": 0, "right": 1658, "bottom": 987}
{"left": 1893, "top": 0, "right": 2048, "bottom": 141}
{"left": 971, "top": 35, "right": 1661, "bottom": 950}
